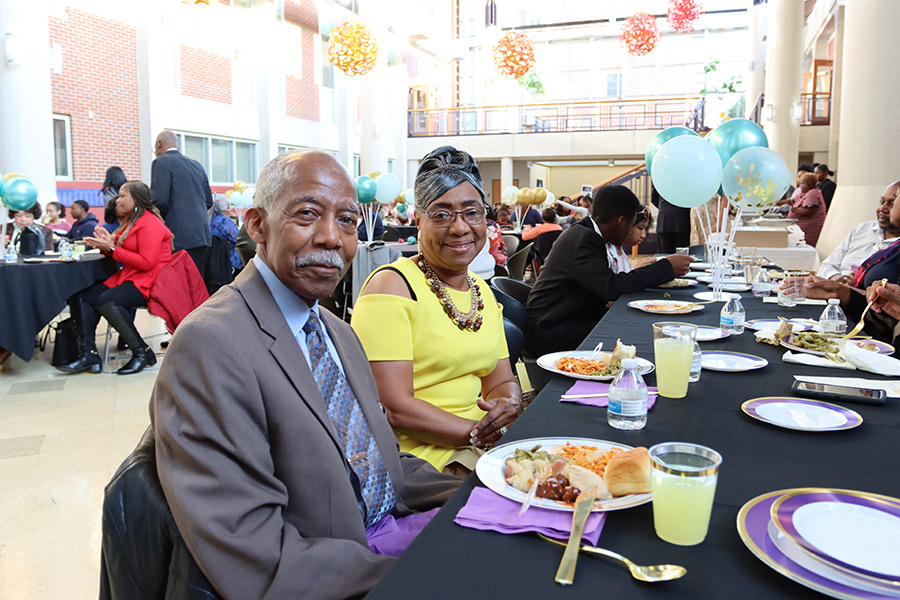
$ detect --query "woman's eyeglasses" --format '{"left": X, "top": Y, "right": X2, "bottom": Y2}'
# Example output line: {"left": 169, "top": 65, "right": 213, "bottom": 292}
{"left": 424, "top": 207, "right": 486, "bottom": 227}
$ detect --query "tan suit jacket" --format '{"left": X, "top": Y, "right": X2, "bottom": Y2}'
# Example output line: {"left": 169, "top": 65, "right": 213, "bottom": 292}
{"left": 151, "top": 262, "right": 460, "bottom": 599}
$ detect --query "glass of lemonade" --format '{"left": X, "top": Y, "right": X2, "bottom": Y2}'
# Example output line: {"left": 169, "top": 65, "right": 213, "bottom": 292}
{"left": 649, "top": 442, "right": 722, "bottom": 546}
{"left": 652, "top": 322, "right": 697, "bottom": 399}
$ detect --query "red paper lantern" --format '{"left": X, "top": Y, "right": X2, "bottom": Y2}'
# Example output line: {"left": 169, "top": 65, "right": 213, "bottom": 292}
{"left": 619, "top": 12, "right": 661, "bottom": 57}
{"left": 667, "top": 0, "right": 704, "bottom": 33}
{"left": 492, "top": 32, "right": 535, "bottom": 78}
{"left": 328, "top": 21, "right": 379, "bottom": 76}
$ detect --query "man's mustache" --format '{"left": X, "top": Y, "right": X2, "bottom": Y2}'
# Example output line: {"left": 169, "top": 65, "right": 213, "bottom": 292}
{"left": 294, "top": 250, "right": 345, "bottom": 270}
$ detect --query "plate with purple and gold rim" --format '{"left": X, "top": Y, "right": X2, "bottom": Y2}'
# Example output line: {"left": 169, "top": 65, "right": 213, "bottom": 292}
{"left": 700, "top": 351, "right": 768, "bottom": 372}
{"left": 772, "top": 490, "right": 900, "bottom": 588}
{"left": 737, "top": 489, "right": 900, "bottom": 600}
{"left": 741, "top": 397, "right": 862, "bottom": 432}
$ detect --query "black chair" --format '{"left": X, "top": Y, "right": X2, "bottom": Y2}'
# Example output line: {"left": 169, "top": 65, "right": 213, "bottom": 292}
{"left": 100, "top": 427, "right": 223, "bottom": 600}
{"left": 506, "top": 243, "right": 533, "bottom": 281}
{"left": 383, "top": 226, "right": 403, "bottom": 242}
{"left": 502, "top": 234, "right": 520, "bottom": 255}
{"left": 491, "top": 286, "right": 527, "bottom": 331}
{"left": 532, "top": 229, "right": 562, "bottom": 265}
{"left": 492, "top": 277, "right": 532, "bottom": 305}
{"left": 503, "top": 318, "right": 525, "bottom": 369}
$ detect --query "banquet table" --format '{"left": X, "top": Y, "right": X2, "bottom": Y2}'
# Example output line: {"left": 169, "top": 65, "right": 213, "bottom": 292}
{"left": 367, "top": 284, "right": 900, "bottom": 599}
{"left": 0, "top": 255, "right": 116, "bottom": 361}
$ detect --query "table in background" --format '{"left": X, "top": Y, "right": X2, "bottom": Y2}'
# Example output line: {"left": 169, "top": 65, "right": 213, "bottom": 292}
{"left": 385, "top": 224, "right": 418, "bottom": 240}
{"left": 0, "top": 255, "right": 115, "bottom": 361}
{"left": 367, "top": 285, "right": 898, "bottom": 599}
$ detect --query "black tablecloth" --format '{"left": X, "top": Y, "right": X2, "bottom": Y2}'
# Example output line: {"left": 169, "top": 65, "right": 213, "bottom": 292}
{"left": 367, "top": 285, "right": 899, "bottom": 598}
{"left": 0, "top": 255, "right": 116, "bottom": 361}
{"left": 386, "top": 225, "right": 418, "bottom": 239}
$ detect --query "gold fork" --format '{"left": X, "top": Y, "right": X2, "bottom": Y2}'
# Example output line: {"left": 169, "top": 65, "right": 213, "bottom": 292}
{"left": 842, "top": 278, "right": 888, "bottom": 339}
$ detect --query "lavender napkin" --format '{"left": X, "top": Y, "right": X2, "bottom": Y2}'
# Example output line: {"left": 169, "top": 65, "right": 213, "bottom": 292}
{"left": 559, "top": 381, "right": 658, "bottom": 409}
{"left": 454, "top": 487, "right": 606, "bottom": 544}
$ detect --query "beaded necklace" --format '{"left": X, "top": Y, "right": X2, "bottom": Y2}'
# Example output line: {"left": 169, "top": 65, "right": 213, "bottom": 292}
{"left": 415, "top": 254, "right": 484, "bottom": 332}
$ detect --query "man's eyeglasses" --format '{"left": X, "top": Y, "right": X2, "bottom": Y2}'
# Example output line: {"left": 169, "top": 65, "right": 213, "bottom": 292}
{"left": 424, "top": 207, "right": 486, "bottom": 227}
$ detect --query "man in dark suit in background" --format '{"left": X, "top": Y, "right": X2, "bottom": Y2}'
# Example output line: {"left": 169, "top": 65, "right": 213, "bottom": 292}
{"left": 651, "top": 184, "right": 692, "bottom": 254}
{"left": 150, "top": 130, "right": 213, "bottom": 277}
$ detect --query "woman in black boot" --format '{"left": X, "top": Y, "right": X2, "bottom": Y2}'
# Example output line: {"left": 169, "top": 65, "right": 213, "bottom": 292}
{"left": 56, "top": 181, "right": 173, "bottom": 375}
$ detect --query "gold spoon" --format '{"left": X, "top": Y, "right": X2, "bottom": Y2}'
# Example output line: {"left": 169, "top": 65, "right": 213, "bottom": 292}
{"left": 842, "top": 278, "right": 888, "bottom": 339}
{"left": 538, "top": 534, "right": 687, "bottom": 583}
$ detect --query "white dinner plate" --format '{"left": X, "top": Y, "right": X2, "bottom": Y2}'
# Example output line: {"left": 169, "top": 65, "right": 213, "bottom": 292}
{"left": 697, "top": 275, "right": 746, "bottom": 284}
{"left": 695, "top": 326, "right": 731, "bottom": 342}
{"left": 741, "top": 397, "right": 862, "bottom": 432}
{"left": 683, "top": 271, "right": 706, "bottom": 279}
{"left": 691, "top": 261, "right": 714, "bottom": 269}
{"left": 700, "top": 351, "right": 768, "bottom": 372}
{"left": 536, "top": 350, "right": 655, "bottom": 381}
{"left": 693, "top": 291, "right": 735, "bottom": 302}
{"left": 627, "top": 299, "right": 704, "bottom": 314}
{"left": 474, "top": 436, "right": 653, "bottom": 512}
{"left": 709, "top": 282, "right": 751, "bottom": 293}
{"left": 745, "top": 319, "right": 813, "bottom": 332}
{"left": 654, "top": 278, "right": 697, "bottom": 289}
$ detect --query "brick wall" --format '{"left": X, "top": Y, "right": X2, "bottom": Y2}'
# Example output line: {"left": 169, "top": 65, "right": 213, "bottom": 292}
{"left": 284, "top": 0, "right": 319, "bottom": 122}
{"left": 49, "top": 8, "right": 141, "bottom": 183}
{"left": 180, "top": 46, "right": 233, "bottom": 104}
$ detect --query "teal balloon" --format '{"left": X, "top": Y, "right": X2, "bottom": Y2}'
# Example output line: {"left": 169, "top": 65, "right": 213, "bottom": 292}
{"left": 722, "top": 147, "right": 790, "bottom": 214}
{"left": 706, "top": 118, "right": 769, "bottom": 168}
{"left": 650, "top": 136, "right": 723, "bottom": 209}
{"left": 374, "top": 173, "right": 402, "bottom": 204}
{"left": 356, "top": 175, "right": 377, "bottom": 204}
{"left": 0, "top": 177, "right": 38, "bottom": 211}
{"left": 645, "top": 126, "right": 699, "bottom": 173}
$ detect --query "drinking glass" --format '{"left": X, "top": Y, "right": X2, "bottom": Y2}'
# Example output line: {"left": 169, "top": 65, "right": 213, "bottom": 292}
{"left": 649, "top": 442, "right": 722, "bottom": 546}
{"left": 778, "top": 270, "right": 809, "bottom": 307}
{"left": 652, "top": 322, "right": 697, "bottom": 399}
{"left": 73, "top": 241, "right": 87, "bottom": 257}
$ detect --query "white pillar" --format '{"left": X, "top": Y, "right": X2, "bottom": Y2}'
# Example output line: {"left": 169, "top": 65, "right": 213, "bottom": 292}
{"left": 747, "top": 1, "right": 767, "bottom": 116}
{"left": 817, "top": 0, "right": 900, "bottom": 256}
{"left": 0, "top": 0, "right": 56, "bottom": 206}
{"left": 762, "top": 0, "right": 803, "bottom": 178}
{"left": 359, "top": 65, "right": 390, "bottom": 176}
{"left": 826, "top": 4, "right": 845, "bottom": 175}
{"left": 406, "top": 159, "right": 419, "bottom": 189}
{"left": 500, "top": 156, "right": 513, "bottom": 193}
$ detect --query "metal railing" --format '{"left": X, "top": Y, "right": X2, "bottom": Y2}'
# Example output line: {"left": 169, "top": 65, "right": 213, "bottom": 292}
{"left": 746, "top": 92, "right": 830, "bottom": 125}
{"left": 748, "top": 92, "right": 764, "bottom": 123}
{"left": 408, "top": 95, "right": 704, "bottom": 137}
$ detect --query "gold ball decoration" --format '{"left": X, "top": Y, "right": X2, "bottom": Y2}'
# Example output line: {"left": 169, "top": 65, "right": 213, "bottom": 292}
{"left": 533, "top": 188, "right": 548, "bottom": 204}
{"left": 492, "top": 32, "right": 536, "bottom": 78}
{"left": 328, "top": 21, "right": 379, "bottom": 77}
{"left": 516, "top": 187, "right": 535, "bottom": 206}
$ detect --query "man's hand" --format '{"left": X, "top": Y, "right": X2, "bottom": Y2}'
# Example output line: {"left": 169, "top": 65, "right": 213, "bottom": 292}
{"left": 664, "top": 254, "right": 693, "bottom": 276}
{"left": 868, "top": 282, "right": 900, "bottom": 320}
{"left": 829, "top": 274, "right": 853, "bottom": 286}
{"left": 802, "top": 275, "right": 842, "bottom": 300}
{"left": 469, "top": 396, "right": 522, "bottom": 448}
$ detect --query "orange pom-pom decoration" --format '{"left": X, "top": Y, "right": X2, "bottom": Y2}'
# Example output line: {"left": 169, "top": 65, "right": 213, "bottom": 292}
{"left": 328, "top": 21, "right": 378, "bottom": 76}
{"left": 619, "top": 12, "right": 661, "bottom": 57}
{"left": 667, "top": 0, "right": 704, "bottom": 33}
{"left": 492, "top": 32, "right": 535, "bottom": 78}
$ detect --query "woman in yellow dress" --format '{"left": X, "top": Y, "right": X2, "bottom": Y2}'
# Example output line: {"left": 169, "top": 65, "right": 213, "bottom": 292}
{"left": 351, "top": 146, "right": 523, "bottom": 475}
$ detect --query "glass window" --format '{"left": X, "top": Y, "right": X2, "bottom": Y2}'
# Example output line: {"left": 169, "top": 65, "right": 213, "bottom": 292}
{"left": 184, "top": 136, "right": 209, "bottom": 172}
{"left": 236, "top": 142, "right": 256, "bottom": 183}
{"left": 387, "top": 158, "right": 394, "bottom": 174}
{"left": 52, "top": 116, "right": 72, "bottom": 179}
{"left": 606, "top": 73, "right": 622, "bottom": 97}
{"left": 353, "top": 154, "right": 360, "bottom": 178}
{"left": 211, "top": 138, "right": 234, "bottom": 183}
{"left": 321, "top": 36, "right": 334, "bottom": 89}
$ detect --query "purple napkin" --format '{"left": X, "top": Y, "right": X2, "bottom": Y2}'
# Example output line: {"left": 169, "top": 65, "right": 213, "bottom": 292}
{"left": 454, "top": 487, "right": 606, "bottom": 544}
{"left": 559, "top": 381, "right": 658, "bottom": 409}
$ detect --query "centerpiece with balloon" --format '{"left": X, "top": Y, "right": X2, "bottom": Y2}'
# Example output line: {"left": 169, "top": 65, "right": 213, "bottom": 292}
{"left": 0, "top": 172, "right": 40, "bottom": 259}
{"left": 357, "top": 172, "right": 401, "bottom": 244}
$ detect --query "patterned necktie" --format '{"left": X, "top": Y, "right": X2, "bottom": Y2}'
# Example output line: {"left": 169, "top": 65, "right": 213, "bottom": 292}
{"left": 303, "top": 311, "right": 396, "bottom": 527}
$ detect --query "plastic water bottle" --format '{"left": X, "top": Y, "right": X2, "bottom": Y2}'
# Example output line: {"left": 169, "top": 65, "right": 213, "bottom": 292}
{"left": 60, "top": 239, "right": 74, "bottom": 260}
{"left": 819, "top": 298, "right": 847, "bottom": 335}
{"left": 689, "top": 341, "right": 702, "bottom": 383}
{"left": 4, "top": 241, "right": 17, "bottom": 264}
{"left": 720, "top": 294, "right": 746, "bottom": 334}
{"left": 608, "top": 358, "right": 648, "bottom": 431}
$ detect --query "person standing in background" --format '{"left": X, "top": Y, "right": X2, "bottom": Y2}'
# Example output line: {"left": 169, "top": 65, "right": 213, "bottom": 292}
{"left": 815, "top": 163, "right": 837, "bottom": 210}
{"left": 651, "top": 184, "right": 691, "bottom": 254}
{"left": 790, "top": 172, "right": 828, "bottom": 247}
{"left": 150, "top": 130, "right": 213, "bottom": 277}
{"left": 100, "top": 166, "right": 127, "bottom": 205}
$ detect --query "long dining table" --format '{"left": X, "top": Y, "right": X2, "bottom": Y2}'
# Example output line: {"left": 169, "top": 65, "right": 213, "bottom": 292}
{"left": 367, "top": 280, "right": 900, "bottom": 599}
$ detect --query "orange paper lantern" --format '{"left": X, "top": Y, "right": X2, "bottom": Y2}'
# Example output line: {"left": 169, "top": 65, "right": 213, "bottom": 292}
{"left": 492, "top": 32, "right": 535, "bottom": 78}
{"left": 667, "top": 0, "right": 704, "bottom": 33}
{"left": 328, "top": 21, "right": 378, "bottom": 76}
{"left": 619, "top": 12, "right": 661, "bottom": 57}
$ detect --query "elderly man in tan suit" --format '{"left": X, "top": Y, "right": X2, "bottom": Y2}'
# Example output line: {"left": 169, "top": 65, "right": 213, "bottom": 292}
{"left": 151, "top": 151, "right": 461, "bottom": 599}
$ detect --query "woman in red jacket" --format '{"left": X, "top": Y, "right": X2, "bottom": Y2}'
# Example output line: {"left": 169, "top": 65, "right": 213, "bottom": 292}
{"left": 57, "top": 181, "right": 173, "bottom": 375}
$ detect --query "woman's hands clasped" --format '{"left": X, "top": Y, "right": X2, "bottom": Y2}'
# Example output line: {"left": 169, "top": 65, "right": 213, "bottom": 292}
{"left": 469, "top": 395, "right": 523, "bottom": 449}
{"left": 84, "top": 226, "right": 115, "bottom": 252}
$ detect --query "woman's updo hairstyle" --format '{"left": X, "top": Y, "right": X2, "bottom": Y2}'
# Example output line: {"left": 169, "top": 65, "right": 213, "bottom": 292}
{"left": 414, "top": 146, "right": 485, "bottom": 212}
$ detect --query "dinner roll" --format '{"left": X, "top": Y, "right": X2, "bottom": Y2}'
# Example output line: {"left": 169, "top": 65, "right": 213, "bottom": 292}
{"left": 603, "top": 447, "right": 651, "bottom": 496}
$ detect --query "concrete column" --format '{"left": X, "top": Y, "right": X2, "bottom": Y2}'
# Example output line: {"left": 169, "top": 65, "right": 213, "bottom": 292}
{"left": 0, "top": 0, "right": 56, "bottom": 205}
{"left": 817, "top": 0, "right": 900, "bottom": 255}
{"left": 747, "top": 1, "right": 767, "bottom": 116}
{"left": 406, "top": 159, "right": 419, "bottom": 189}
{"left": 500, "top": 156, "right": 513, "bottom": 193}
{"left": 359, "top": 63, "right": 390, "bottom": 176}
{"left": 826, "top": 4, "right": 844, "bottom": 175}
{"left": 762, "top": 0, "right": 803, "bottom": 177}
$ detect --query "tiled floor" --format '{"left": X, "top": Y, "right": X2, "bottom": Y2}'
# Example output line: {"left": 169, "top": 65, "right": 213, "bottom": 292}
{"left": 0, "top": 319, "right": 165, "bottom": 599}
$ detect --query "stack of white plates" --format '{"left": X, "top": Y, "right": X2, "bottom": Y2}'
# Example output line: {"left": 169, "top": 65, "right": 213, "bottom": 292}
{"left": 738, "top": 488, "right": 900, "bottom": 598}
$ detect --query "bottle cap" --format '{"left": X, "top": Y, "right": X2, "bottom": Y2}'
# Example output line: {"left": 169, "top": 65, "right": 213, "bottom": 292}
{"left": 620, "top": 358, "right": 639, "bottom": 369}
{"left": 828, "top": 298, "right": 840, "bottom": 304}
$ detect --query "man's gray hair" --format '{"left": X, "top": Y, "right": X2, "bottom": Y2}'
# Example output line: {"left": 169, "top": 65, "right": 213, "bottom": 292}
{"left": 254, "top": 150, "right": 343, "bottom": 213}
{"left": 414, "top": 146, "right": 485, "bottom": 212}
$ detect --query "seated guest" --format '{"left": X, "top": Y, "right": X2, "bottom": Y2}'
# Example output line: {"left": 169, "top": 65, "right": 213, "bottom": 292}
{"left": 521, "top": 205, "right": 543, "bottom": 228}
{"left": 57, "top": 182, "right": 172, "bottom": 375}
{"left": 867, "top": 281, "right": 900, "bottom": 345}
{"left": 151, "top": 151, "right": 461, "bottom": 598}
{"left": 101, "top": 195, "right": 123, "bottom": 234}
{"left": 773, "top": 163, "right": 815, "bottom": 216}
{"left": 496, "top": 209, "right": 511, "bottom": 228}
{"left": 555, "top": 196, "right": 589, "bottom": 227}
{"left": 815, "top": 163, "right": 837, "bottom": 210}
{"left": 485, "top": 208, "right": 508, "bottom": 271}
{"left": 358, "top": 208, "right": 385, "bottom": 241}
{"left": 817, "top": 181, "right": 900, "bottom": 284}
{"left": 607, "top": 208, "right": 655, "bottom": 273}
{"left": 66, "top": 200, "right": 99, "bottom": 240}
{"left": 522, "top": 208, "right": 563, "bottom": 241}
{"left": 525, "top": 185, "right": 693, "bottom": 356}
{"left": 209, "top": 195, "right": 241, "bottom": 272}
{"left": 789, "top": 172, "right": 827, "bottom": 247}
{"left": 6, "top": 203, "right": 53, "bottom": 254}
{"left": 351, "top": 146, "right": 523, "bottom": 475}
{"left": 43, "top": 201, "right": 71, "bottom": 236}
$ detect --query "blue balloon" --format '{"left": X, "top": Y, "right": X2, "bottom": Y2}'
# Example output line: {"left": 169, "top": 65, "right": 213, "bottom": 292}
{"left": 706, "top": 118, "right": 768, "bottom": 168}
{"left": 356, "top": 175, "right": 377, "bottom": 204}
{"left": 650, "top": 136, "right": 723, "bottom": 209}
{"left": 0, "top": 177, "right": 38, "bottom": 211}
{"left": 645, "top": 126, "right": 699, "bottom": 173}
{"left": 722, "top": 147, "right": 790, "bottom": 214}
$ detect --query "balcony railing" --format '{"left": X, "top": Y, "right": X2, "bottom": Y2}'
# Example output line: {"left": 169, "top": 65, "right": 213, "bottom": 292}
{"left": 408, "top": 95, "right": 704, "bottom": 137}
{"left": 747, "top": 92, "right": 830, "bottom": 125}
